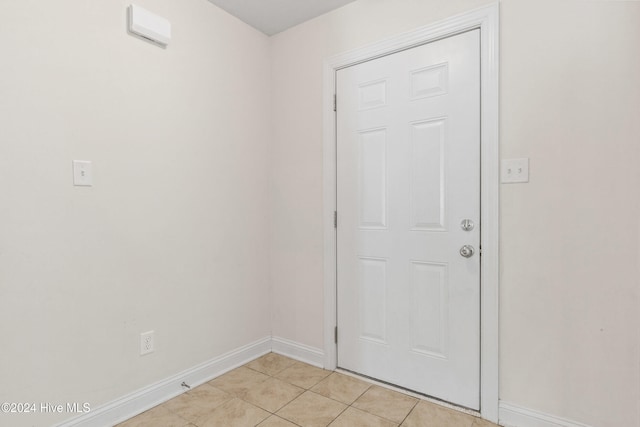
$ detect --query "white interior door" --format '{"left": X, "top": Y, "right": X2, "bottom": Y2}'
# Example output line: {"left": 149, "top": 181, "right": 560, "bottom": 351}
{"left": 336, "top": 29, "right": 481, "bottom": 409}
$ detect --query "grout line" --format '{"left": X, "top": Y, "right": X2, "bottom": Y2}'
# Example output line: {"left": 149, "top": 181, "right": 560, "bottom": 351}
{"left": 398, "top": 400, "right": 419, "bottom": 426}
{"left": 335, "top": 367, "right": 481, "bottom": 417}
{"left": 133, "top": 354, "right": 488, "bottom": 427}
{"left": 330, "top": 403, "right": 350, "bottom": 426}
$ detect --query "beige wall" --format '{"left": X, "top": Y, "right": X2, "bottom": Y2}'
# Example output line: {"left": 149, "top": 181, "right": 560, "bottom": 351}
{"left": 0, "top": 1, "right": 272, "bottom": 426}
{"left": 270, "top": 1, "right": 640, "bottom": 426}
{"left": 500, "top": 1, "right": 640, "bottom": 425}
{"left": 1, "top": 0, "right": 638, "bottom": 426}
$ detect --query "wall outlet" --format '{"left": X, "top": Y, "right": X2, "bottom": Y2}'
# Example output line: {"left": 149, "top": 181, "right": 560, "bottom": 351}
{"left": 140, "top": 331, "right": 154, "bottom": 355}
{"left": 501, "top": 158, "right": 529, "bottom": 183}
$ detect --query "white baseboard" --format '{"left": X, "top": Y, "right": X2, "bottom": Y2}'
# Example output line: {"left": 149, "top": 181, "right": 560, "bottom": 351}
{"left": 499, "top": 401, "right": 593, "bottom": 427}
{"left": 271, "top": 336, "right": 325, "bottom": 368}
{"left": 56, "top": 336, "right": 600, "bottom": 427}
{"left": 56, "top": 336, "right": 272, "bottom": 427}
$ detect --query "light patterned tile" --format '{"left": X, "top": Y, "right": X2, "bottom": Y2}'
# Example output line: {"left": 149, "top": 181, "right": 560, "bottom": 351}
{"left": 275, "top": 361, "right": 332, "bottom": 389}
{"left": 116, "top": 405, "right": 189, "bottom": 427}
{"left": 352, "top": 385, "right": 418, "bottom": 423}
{"left": 472, "top": 417, "right": 500, "bottom": 427}
{"left": 329, "top": 407, "right": 398, "bottom": 427}
{"left": 246, "top": 352, "right": 297, "bottom": 376}
{"left": 277, "top": 391, "right": 347, "bottom": 427}
{"left": 208, "top": 366, "right": 270, "bottom": 396}
{"left": 162, "top": 383, "right": 232, "bottom": 424}
{"left": 311, "top": 372, "right": 371, "bottom": 404}
{"left": 120, "top": 355, "right": 490, "bottom": 427}
{"left": 198, "top": 398, "right": 270, "bottom": 427}
{"left": 258, "top": 415, "right": 299, "bottom": 426}
{"left": 401, "top": 401, "right": 475, "bottom": 427}
{"left": 240, "top": 377, "right": 304, "bottom": 412}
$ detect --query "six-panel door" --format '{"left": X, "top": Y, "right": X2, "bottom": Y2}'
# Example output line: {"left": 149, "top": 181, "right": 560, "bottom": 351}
{"left": 336, "top": 29, "right": 481, "bottom": 409}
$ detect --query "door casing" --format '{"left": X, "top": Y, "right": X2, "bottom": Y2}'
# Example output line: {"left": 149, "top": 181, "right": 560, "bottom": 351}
{"left": 321, "top": 3, "right": 500, "bottom": 422}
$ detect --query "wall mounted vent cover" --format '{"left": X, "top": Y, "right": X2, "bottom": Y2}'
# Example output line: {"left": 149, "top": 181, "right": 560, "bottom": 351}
{"left": 128, "top": 4, "right": 171, "bottom": 46}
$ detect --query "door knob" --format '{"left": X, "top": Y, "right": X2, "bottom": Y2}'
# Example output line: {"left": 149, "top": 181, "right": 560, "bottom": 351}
{"left": 460, "top": 245, "right": 475, "bottom": 258}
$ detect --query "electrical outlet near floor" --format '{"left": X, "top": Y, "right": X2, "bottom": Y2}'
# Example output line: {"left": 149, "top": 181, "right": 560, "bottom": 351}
{"left": 140, "top": 331, "right": 154, "bottom": 355}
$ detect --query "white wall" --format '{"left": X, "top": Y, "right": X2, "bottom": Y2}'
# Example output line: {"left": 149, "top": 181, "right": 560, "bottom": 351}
{"left": 1, "top": 1, "right": 638, "bottom": 426}
{"left": 0, "top": 1, "right": 272, "bottom": 426}
{"left": 269, "top": 1, "right": 640, "bottom": 426}
{"left": 499, "top": 2, "right": 640, "bottom": 425}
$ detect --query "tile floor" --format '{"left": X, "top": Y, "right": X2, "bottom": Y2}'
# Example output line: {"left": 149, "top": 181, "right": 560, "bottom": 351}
{"left": 117, "top": 353, "right": 499, "bottom": 427}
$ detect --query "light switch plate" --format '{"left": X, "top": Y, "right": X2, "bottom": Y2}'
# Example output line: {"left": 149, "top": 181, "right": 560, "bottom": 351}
{"left": 73, "top": 160, "right": 93, "bottom": 186}
{"left": 501, "top": 158, "right": 529, "bottom": 183}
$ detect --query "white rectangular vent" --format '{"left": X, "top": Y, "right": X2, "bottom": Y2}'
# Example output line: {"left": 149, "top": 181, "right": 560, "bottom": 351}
{"left": 128, "top": 4, "right": 171, "bottom": 46}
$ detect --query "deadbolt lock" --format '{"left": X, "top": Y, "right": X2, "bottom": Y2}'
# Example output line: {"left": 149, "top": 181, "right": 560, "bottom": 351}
{"left": 460, "top": 219, "right": 474, "bottom": 231}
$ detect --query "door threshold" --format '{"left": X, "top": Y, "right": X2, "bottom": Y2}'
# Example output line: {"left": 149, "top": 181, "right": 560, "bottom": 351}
{"left": 335, "top": 367, "right": 481, "bottom": 417}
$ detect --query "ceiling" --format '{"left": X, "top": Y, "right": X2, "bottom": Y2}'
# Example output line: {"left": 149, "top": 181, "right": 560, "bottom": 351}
{"left": 207, "top": 0, "right": 357, "bottom": 36}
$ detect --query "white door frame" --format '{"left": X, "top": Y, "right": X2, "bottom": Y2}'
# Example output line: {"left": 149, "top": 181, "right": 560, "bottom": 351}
{"left": 321, "top": 3, "right": 500, "bottom": 422}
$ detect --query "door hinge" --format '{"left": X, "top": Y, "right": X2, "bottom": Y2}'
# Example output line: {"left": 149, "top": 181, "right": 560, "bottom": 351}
{"left": 334, "top": 326, "right": 338, "bottom": 343}
{"left": 334, "top": 211, "right": 337, "bottom": 228}
{"left": 333, "top": 94, "right": 337, "bottom": 112}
